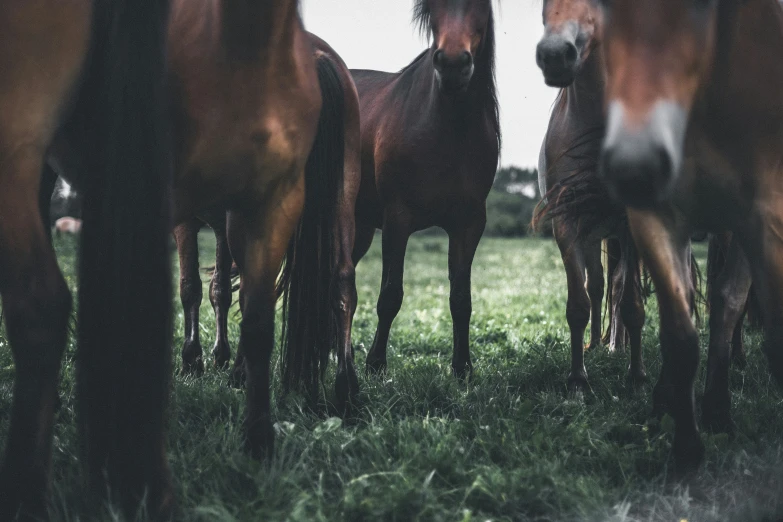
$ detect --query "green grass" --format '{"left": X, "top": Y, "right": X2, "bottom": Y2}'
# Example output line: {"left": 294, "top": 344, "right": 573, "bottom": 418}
{"left": 2, "top": 233, "right": 783, "bottom": 521}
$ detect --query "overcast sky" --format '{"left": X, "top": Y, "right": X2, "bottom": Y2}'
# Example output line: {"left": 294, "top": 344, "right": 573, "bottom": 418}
{"left": 301, "top": 1, "right": 557, "bottom": 170}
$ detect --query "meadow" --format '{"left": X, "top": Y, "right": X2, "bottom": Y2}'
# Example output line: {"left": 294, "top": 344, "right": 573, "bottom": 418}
{"left": 2, "top": 232, "right": 783, "bottom": 521}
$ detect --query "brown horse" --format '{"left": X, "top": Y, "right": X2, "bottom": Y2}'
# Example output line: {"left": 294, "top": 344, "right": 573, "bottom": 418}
{"left": 597, "top": 0, "right": 783, "bottom": 471}
{"left": 350, "top": 0, "right": 500, "bottom": 379}
{"left": 0, "top": 1, "right": 172, "bottom": 519}
{"left": 534, "top": 0, "right": 647, "bottom": 395}
{"left": 168, "top": 32, "right": 362, "bottom": 416}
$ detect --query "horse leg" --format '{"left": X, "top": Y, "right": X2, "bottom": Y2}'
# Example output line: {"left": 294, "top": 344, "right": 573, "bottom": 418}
{"left": 352, "top": 221, "right": 376, "bottom": 267}
{"left": 620, "top": 239, "right": 647, "bottom": 387}
{"left": 585, "top": 239, "right": 604, "bottom": 351}
{"left": 366, "top": 208, "right": 412, "bottom": 375}
{"left": 738, "top": 213, "right": 783, "bottom": 408}
{"left": 607, "top": 237, "right": 628, "bottom": 353}
{"left": 702, "top": 239, "right": 751, "bottom": 433}
{"left": 448, "top": 214, "right": 486, "bottom": 380}
{"left": 334, "top": 207, "right": 359, "bottom": 414}
{"left": 235, "top": 182, "right": 304, "bottom": 459}
{"left": 731, "top": 304, "right": 748, "bottom": 369}
{"left": 0, "top": 156, "right": 72, "bottom": 520}
{"left": 174, "top": 218, "right": 205, "bottom": 376}
{"left": 39, "top": 163, "right": 59, "bottom": 243}
{"left": 628, "top": 209, "right": 703, "bottom": 473}
{"left": 227, "top": 213, "right": 248, "bottom": 389}
{"left": 208, "top": 211, "right": 233, "bottom": 369}
{"left": 554, "top": 218, "right": 591, "bottom": 395}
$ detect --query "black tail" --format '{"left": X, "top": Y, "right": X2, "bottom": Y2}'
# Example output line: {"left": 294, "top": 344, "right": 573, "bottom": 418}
{"left": 279, "top": 55, "right": 346, "bottom": 399}
{"left": 76, "top": 0, "right": 173, "bottom": 516}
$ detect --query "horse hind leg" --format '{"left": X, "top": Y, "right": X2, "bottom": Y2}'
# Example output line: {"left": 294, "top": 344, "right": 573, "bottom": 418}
{"left": 702, "top": 240, "right": 752, "bottom": 433}
{"left": 606, "top": 237, "right": 628, "bottom": 353}
{"left": 0, "top": 153, "right": 72, "bottom": 520}
{"left": 207, "top": 212, "right": 233, "bottom": 369}
{"left": 334, "top": 210, "right": 360, "bottom": 414}
{"left": 174, "top": 218, "right": 205, "bottom": 376}
{"left": 585, "top": 239, "right": 604, "bottom": 351}
{"left": 619, "top": 239, "right": 647, "bottom": 387}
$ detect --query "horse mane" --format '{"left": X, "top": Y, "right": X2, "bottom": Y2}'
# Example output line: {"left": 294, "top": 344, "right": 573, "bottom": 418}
{"left": 408, "top": 0, "right": 501, "bottom": 153}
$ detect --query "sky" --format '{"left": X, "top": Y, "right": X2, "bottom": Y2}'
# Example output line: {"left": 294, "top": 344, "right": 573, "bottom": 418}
{"left": 301, "top": 1, "right": 557, "bottom": 170}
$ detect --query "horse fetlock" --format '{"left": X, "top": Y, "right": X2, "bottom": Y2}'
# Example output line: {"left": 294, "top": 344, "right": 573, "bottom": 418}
{"left": 212, "top": 339, "right": 232, "bottom": 369}
{"left": 243, "top": 414, "right": 274, "bottom": 461}
{"left": 181, "top": 339, "right": 204, "bottom": 376}
{"left": 335, "top": 362, "right": 360, "bottom": 415}
{"left": 672, "top": 430, "right": 705, "bottom": 477}
{"left": 701, "top": 389, "right": 734, "bottom": 434}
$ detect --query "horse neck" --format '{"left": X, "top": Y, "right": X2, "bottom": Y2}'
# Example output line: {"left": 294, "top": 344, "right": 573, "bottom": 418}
{"left": 219, "top": 0, "right": 301, "bottom": 60}
{"left": 561, "top": 48, "right": 605, "bottom": 130}
{"left": 706, "top": 0, "right": 783, "bottom": 135}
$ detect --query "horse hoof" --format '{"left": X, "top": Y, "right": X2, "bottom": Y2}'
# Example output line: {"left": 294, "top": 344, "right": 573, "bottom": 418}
{"left": 451, "top": 362, "right": 473, "bottom": 382}
{"left": 335, "top": 365, "right": 360, "bottom": 417}
{"left": 627, "top": 368, "right": 648, "bottom": 389}
{"left": 244, "top": 417, "right": 274, "bottom": 461}
{"left": 181, "top": 340, "right": 205, "bottom": 376}
{"left": 673, "top": 433, "right": 705, "bottom": 477}
{"left": 702, "top": 394, "right": 735, "bottom": 434}
{"left": 227, "top": 364, "right": 246, "bottom": 389}
{"left": 212, "top": 341, "right": 231, "bottom": 370}
{"left": 566, "top": 371, "right": 590, "bottom": 399}
{"left": 365, "top": 352, "right": 387, "bottom": 376}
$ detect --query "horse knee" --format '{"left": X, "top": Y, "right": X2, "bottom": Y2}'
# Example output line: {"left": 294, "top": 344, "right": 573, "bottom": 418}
{"left": 566, "top": 292, "right": 591, "bottom": 330}
{"left": 377, "top": 283, "right": 403, "bottom": 321}
{"left": 4, "top": 273, "right": 71, "bottom": 367}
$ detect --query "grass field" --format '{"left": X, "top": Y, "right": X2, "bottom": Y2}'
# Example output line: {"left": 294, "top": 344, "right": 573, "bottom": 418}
{"left": 2, "top": 232, "right": 783, "bottom": 521}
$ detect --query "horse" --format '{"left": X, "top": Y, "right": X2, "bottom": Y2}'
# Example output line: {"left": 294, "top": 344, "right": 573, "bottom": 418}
{"left": 350, "top": 0, "right": 501, "bottom": 379}
{"left": 167, "top": 32, "right": 362, "bottom": 417}
{"left": 0, "top": 1, "right": 172, "bottom": 518}
{"left": 533, "top": 0, "right": 647, "bottom": 395}
{"left": 596, "top": 0, "right": 783, "bottom": 472}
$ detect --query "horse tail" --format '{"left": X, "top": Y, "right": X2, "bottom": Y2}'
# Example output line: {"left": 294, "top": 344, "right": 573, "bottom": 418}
{"left": 279, "top": 54, "right": 345, "bottom": 399}
{"left": 76, "top": 0, "right": 173, "bottom": 515}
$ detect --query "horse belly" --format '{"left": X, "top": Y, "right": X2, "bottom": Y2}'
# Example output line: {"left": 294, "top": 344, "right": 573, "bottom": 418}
{"left": 0, "top": 1, "right": 91, "bottom": 161}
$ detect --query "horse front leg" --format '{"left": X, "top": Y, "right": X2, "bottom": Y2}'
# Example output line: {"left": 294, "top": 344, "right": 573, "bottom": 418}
{"left": 174, "top": 218, "right": 205, "bottom": 376}
{"left": 628, "top": 209, "right": 703, "bottom": 474}
{"left": 0, "top": 152, "right": 72, "bottom": 521}
{"left": 233, "top": 178, "right": 304, "bottom": 459}
{"left": 447, "top": 211, "right": 486, "bottom": 380}
{"left": 554, "top": 218, "right": 591, "bottom": 396}
{"left": 365, "top": 206, "right": 412, "bottom": 375}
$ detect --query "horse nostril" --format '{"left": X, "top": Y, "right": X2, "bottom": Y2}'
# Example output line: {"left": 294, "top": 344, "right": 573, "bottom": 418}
{"left": 459, "top": 51, "right": 472, "bottom": 68}
{"left": 564, "top": 42, "right": 578, "bottom": 65}
{"left": 433, "top": 50, "right": 445, "bottom": 70}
